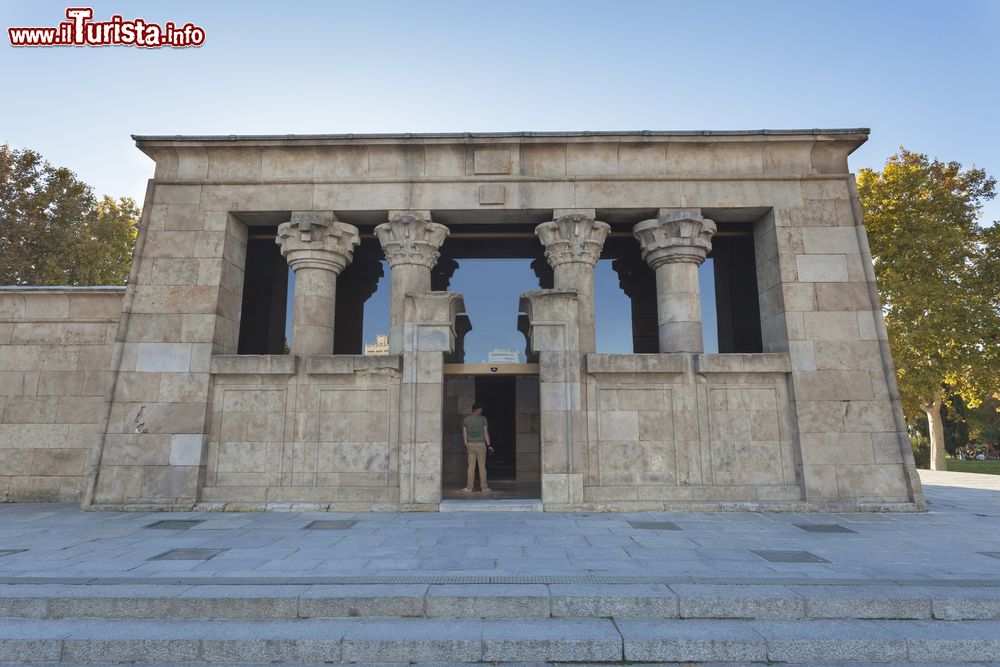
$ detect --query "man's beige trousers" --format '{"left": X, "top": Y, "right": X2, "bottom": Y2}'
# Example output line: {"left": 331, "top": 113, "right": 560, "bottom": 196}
{"left": 466, "top": 442, "right": 488, "bottom": 489}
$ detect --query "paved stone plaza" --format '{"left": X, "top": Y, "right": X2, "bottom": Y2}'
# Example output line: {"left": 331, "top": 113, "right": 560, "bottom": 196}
{"left": 0, "top": 471, "right": 999, "bottom": 664}
{"left": 0, "top": 471, "right": 994, "bottom": 580}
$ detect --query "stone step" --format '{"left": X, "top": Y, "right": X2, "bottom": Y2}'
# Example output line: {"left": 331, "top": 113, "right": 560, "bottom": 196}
{"left": 1, "top": 617, "right": 1000, "bottom": 664}
{"left": 439, "top": 499, "right": 543, "bottom": 512}
{"left": 2, "top": 583, "right": 1000, "bottom": 621}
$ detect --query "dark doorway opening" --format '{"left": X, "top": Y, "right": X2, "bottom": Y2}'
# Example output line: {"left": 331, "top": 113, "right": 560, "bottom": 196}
{"left": 475, "top": 375, "right": 516, "bottom": 481}
{"left": 442, "top": 371, "right": 541, "bottom": 500}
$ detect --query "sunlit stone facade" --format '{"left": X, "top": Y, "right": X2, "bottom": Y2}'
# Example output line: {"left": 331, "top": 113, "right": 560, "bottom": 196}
{"left": 0, "top": 130, "right": 925, "bottom": 511}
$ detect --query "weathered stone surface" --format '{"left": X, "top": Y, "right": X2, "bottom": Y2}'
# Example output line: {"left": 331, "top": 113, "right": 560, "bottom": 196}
{"left": 0, "top": 131, "right": 923, "bottom": 512}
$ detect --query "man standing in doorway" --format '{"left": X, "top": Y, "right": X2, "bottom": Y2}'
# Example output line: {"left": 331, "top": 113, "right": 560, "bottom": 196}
{"left": 462, "top": 403, "right": 494, "bottom": 492}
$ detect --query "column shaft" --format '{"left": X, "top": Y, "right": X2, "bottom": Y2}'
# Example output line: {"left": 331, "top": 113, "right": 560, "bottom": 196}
{"left": 389, "top": 263, "right": 432, "bottom": 352}
{"left": 654, "top": 261, "right": 703, "bottom": 353}
{"left": 553, "top": 262, "right": 597, "bottom": 352}
{"left": 375, "top": 212, "right": 449, "bottom": 356}
{"left": 292, "top": 267, "right": 338, "bottom": 355}
{"left": 633, "top": 209, "right": 716, "bottom": 354}
{"left": 276, "top": 212, "right": 361, "bottom": 357}
{"left": 535, "top": 212, "right": 609, "bottom": 354}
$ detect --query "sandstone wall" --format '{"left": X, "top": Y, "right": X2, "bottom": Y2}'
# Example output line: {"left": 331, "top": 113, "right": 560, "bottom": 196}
{"left": 10, "top": 130, "right": 916, "bottom": 511}
{"left": 0, "top": 287, "right": 124, "bottom": 502}
{"left": 584, "top": 354, "right": 800, "bottom": 508}
{"left": 199, "top": 355, "right": 401, "bottom": 510}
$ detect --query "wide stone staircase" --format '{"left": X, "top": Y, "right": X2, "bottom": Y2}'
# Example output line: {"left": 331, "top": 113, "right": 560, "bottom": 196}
{"left": 3, "top": 575, "right": 1000, "bottom": 664}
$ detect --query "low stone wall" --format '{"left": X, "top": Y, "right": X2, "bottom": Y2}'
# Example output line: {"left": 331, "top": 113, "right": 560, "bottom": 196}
{"left": 584, "top": 353, "right": 801, "bottom": 509}
{"left": 0, "top": 287, "right": 124, "bottom": 502}
{"left": 199, "top": 354, "right": 402, "bottom": 510}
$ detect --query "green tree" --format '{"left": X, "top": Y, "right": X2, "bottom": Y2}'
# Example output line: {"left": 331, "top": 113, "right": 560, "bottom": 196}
{"left": 857, "top": 148, "right": 999, "bottom": 470}
{"left": 0, "top": 144, "right": 139, "bottom": 286}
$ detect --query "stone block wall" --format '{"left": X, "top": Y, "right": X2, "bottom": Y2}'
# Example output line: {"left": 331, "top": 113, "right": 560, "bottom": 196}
{"left": 765, "top": 181, "right": 920, "bottom": 505}
{"left": 0, "top": 131, "right": 923, "bottom": 511}
{"left": 199, "top": 355, "right": 401, "bottom": 510}
{"left": 0, "top": 287, "right": 124, "bottom": 502}
{"left": 584, "top": 354, "right": 800, "bottom": 509}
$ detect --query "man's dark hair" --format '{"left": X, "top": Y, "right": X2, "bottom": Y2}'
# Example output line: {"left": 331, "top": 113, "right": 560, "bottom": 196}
{"left": 472, "top": 402, "right": 481, "bottom": 411}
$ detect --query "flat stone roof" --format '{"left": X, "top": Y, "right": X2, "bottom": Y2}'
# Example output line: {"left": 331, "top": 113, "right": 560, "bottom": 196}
{"left": 133, "top": 128, "right": 870, "bottom": 143}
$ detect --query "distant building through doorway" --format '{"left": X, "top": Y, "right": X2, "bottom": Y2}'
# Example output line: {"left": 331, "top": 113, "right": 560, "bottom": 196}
{"left": 363, "top": 334, "right": 388, "bottom": 356}
{"left": 487, "top": 348, "right": 521, "bottom": 364}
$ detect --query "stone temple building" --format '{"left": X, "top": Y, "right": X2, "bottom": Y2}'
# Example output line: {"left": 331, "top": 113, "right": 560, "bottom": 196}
{"left": 0, "top": 130, "right": 925, "bottom": 512}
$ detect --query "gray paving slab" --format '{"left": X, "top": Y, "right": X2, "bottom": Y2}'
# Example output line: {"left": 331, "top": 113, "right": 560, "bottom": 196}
{"left": 0, "top": 471, "right": 998, "bottom": 625}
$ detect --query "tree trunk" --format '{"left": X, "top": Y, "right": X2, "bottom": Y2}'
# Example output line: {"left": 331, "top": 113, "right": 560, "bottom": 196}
{"left": 921, "top": 391, "right": 947, "bottom": 471}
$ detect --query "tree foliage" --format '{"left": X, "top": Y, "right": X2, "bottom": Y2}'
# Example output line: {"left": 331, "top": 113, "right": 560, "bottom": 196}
{"left": 857, "top": 148, "right": 1000, "bottom": 467}
{"left": 0, "top": 144, "right": 139, "bottom": 286}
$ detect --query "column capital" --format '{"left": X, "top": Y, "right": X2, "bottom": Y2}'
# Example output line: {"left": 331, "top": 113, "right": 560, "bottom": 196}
{"left": 276, "top": 212, "right": 360, "bottom": 273}
{"left": 633, "top": 208, "right": 717, "bottom": 268}
{"left": 375, "top": 212, "right": 449, "bottom": 268}
{"left": 535, "top": 213, "right": 610, "bottom": 268}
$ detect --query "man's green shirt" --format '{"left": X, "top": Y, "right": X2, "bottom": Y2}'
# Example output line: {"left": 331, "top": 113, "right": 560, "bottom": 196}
{"left": 463, "top": 414, "right": 488, "bottom": 442}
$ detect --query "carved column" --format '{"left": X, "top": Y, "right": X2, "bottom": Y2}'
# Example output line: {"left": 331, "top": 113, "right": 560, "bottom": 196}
{"left": 375, "top": 211, "right": 449, "bottom": 355}
{"left": 633, "top": 209, "right": 716, "bottom": 353}
{"left": 534, "top": 211, "right": 610, "bottom": 352}
{"left": 276, "top": 212, "right": 360, "bottom": 356}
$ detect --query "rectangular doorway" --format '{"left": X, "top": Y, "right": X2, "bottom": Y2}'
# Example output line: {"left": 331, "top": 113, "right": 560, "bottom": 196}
{"left": 442, "top": 366, "right": 540, "bottom": 500}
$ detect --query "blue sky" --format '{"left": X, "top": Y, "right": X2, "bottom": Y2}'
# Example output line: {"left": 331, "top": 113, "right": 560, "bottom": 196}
{"left": 3, "top": 1, "right": 997, "bottom": 357}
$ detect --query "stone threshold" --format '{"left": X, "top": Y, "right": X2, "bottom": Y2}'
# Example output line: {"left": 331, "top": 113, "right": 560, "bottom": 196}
{"left": 439, "top": 500, "right": 543, "bottom": 513}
